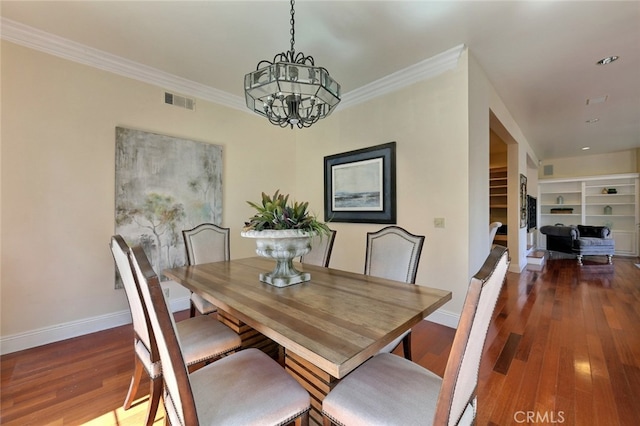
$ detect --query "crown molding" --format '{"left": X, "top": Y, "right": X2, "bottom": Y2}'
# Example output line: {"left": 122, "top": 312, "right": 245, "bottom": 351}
{"left": 339, "top": 44, "right": 465, "bottom": 110}
{"left": 2, "top": 17, "right": 464, "bottom": 113}
{"left": 1, "top": 18, "right": 246, "bottom": 112}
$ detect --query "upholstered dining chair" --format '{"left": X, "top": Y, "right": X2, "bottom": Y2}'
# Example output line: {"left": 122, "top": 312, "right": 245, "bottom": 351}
{"left": 489, "top": 221, "right": 503, "bottom": 250}
{"left": 300, "top": 229, "right": 337, "bottom": 267}
{"left": 365, "top": 225, "right": 425, "bottom": 360}
{"left": 129, "top": 244, "right": 311, "bottom": 426}
{"left": 182, "top": 223, "right": 230, "bottom": 317}
{"left": 322, "top": 246, "right": 509, "bottom": 426}
{"left": 110, "top": 235, "right": 241, "bottom": 426}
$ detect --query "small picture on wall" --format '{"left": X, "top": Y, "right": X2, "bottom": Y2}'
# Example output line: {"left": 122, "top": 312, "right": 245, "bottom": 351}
{"left": 520, "top": 173, "right": 527, "bottom": 228}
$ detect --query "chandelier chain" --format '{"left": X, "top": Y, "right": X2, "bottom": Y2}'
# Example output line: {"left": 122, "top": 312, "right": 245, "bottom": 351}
{"left": 289, "top": 0, "right": 296, "bottom": 54}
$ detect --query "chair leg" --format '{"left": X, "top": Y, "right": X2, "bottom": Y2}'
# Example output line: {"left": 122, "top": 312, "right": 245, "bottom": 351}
{"left": 189, "top": 297, "right": 196, "bottom": 317}
{"left": 607, "top": 254, "right": 613, "bottom": 264}
{"left": 402, "top": 332, "right": 412, "bottom": 361}
{"left": 123, "top": 355, "right": 144, "bottom": 410}
{"left": 145, "top": 376, "right": 163, "bottom": 426}
{"left": 576, "top": 254, "right": 583, "bottom": 266}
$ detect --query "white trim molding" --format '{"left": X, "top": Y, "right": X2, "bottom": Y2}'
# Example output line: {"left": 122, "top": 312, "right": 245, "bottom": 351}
{"left": 0, "top": 18, "right": 246, "bottom": 112}
{"left": 1, "top": 17, "right": 464, "bottom": 114}
{"left": 339, "top": 44, "right": 465, "bottom": 110}
{"left": 0, "top": 296, "right": 190, "bottom": 355}
{"left": 425, "top": 308, "right": 460, "bottom": 330}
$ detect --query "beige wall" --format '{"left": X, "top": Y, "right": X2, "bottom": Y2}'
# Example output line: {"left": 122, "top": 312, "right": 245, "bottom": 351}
{"left": 539, "top": 150, "right": 638, "bottom": 179}
{"left": 468, "top": 52, "right": 493, "bottom": 276}
{"left": 485, "top": 67, "right": 540, "bottom": 270}
{"left": 1, "top": 41, "right": 294, "bottom": 342}
{"left": 2, "top": 41, "right": 535, "bottom": 352}
{"left": 295, "top": 53, "right": 472, "bottom": 318}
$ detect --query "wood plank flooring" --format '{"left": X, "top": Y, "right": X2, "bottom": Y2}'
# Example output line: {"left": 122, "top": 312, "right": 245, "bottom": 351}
{"left": 2, "top": 256, "right": 639, "bottom": 425}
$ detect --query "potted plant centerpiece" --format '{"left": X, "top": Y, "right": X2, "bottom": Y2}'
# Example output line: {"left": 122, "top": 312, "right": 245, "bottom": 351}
{"left": 241, "top": 190, "right": 330, "bottom": 287}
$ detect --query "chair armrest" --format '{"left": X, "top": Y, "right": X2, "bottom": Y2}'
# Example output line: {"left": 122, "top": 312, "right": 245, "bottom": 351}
{"left": 570, "top": 226, "right": 579, "bottom": 240}
{"left": 540, "top": 225, "right": 574, "bottom": 238}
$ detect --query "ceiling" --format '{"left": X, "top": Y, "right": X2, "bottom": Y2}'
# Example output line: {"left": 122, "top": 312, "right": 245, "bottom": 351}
{"left": 2, "top": 1, "right": 639, "bottom": 160}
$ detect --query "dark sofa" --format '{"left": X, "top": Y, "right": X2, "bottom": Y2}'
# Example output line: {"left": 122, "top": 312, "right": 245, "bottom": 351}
{"left": 540, "top": 225, "right": 614, "bottom": 265}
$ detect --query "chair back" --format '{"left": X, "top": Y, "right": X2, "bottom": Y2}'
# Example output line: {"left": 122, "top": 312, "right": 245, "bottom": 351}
{"left": 300, "top": 229, "right": 337, "bottom": 267}
{"left": 489, "top": 221, "right": 502, "bottom": 249}
{"left": 110, "top": 235, "right": 154, "bottom": 355}
{"left": 435, "top": 246, "right": 509, "bottom": 425}
{"left": 365, "top": 226, "right": 425, "bottom": 283}
{"left": 129, "top": 245, "right": 198, "bottom": 426}
{"left": 183, "top": 223, "right": 230, "bottom": 265}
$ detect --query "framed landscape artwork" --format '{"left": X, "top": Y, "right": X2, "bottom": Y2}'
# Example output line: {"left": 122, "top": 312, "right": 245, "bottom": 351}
{"left": 324, "top": 142, "right": 396, "bottom": 223}
{"left": 114, "top": 127, "right": 223, "bottom": 287}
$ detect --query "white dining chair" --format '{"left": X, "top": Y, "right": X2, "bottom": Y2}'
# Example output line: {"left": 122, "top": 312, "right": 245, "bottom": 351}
{"left": 182, "top": 223, "right": 230, "bottom": 317}
{"left": 365, "top": 225, "right": 425, "bottom": 360}
{"left": 129, "top": 244, "right": 311, "bottom": 426}
{"left": 300, "top": 229, "right": 337, "bottom": 267}
{"left": 110, "top": 235, "right": 241, "bottom": 426}
{"left": 322, "top": 246, "right": 509, "bottom": 426}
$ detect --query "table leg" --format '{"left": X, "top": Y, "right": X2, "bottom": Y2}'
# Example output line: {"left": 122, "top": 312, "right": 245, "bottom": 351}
{"left": 217, "top": 309, "right": 280, "bottom": 360}
{"left": 285, "top": 350, "right": 339, "bottom": 426}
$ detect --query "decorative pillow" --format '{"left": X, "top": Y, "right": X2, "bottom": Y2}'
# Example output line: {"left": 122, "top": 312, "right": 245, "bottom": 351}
{"left": 577, "top": 225, "right": 604, "bottom": 238}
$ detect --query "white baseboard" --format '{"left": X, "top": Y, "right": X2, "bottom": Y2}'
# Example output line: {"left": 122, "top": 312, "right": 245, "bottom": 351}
{"left": 425, "top": 308, "right": 460, "bottom": 329}
{"left": 0, "top": 296, "right": 190, "bottom": 355}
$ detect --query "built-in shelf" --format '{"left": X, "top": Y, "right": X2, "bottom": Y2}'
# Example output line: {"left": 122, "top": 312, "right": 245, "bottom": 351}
{"left": 538, "top": 173, "right": 639, "bottom": 256}
{"left": 490, "top": 166, "right": 508, "bottom": 246}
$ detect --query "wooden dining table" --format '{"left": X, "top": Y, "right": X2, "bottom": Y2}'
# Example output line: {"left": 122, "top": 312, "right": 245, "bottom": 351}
{"left": 164, "top": 256, "right": 452, "bottom": 424}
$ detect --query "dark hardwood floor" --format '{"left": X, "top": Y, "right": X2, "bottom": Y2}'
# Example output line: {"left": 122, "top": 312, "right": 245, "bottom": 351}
{"left": 2, "top": 256, "right": 639, "bottom": 425}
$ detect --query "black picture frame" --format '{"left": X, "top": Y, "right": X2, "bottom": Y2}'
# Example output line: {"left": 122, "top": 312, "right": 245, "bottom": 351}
{"left": 324, "top": 142, "right": 396, "bottom": 223}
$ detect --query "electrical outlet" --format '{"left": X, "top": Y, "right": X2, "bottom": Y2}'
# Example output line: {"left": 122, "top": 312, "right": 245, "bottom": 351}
{"left": 163, "top": 287, "right": 170, "bottom": 298}
{"left": 434, "top": 217, "right": 445, "bottom": 228}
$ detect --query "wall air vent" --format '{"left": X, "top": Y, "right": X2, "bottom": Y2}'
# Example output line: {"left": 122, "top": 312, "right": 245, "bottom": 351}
{"left": 164, "top": 91, "right": 195, "bottom": 111}
{"left": 543, "top": 165, "right": 554, "bottom": 176}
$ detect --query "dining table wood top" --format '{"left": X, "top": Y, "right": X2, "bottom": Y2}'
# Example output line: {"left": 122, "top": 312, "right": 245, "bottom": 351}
{"left": 164, "top": 257, "right": 452, "bottom": 378}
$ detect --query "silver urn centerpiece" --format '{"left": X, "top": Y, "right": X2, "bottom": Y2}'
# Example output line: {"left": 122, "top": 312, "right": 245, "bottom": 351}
{"left": 242, "top": 190, "right": 330, "bottom": 288}
{"left": 241, "top": 229, "right": 313, "bottom": 286}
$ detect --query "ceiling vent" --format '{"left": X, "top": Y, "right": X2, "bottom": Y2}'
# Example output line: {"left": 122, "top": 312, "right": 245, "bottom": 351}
{"left": 586, "top": 95, "right": 608, "bottom": 105}
{"left": 164, "top": 91, "right": 195, "bottom": 111}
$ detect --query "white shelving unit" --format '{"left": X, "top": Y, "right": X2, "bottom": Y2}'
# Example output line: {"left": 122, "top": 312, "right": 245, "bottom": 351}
{"left": 538, "top": 173, "right": 639, "bottom": 256}
{"left": 490, "top": 167, "right": 508, "bottom": 245}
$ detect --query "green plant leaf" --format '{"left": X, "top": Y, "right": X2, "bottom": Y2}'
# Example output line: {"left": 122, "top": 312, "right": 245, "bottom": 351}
{"left": 243, "top": 190, "right": 330, "bottom": 235}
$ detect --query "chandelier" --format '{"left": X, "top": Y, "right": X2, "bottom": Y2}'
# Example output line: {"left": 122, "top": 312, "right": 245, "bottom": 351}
{"left": 244, "top": 0, "right": 341, "bottom": 129}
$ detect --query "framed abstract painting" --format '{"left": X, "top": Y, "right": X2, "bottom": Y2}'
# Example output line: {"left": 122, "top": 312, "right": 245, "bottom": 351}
{"left": 114, "top": 127, "right": 223, "bottom": 286}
